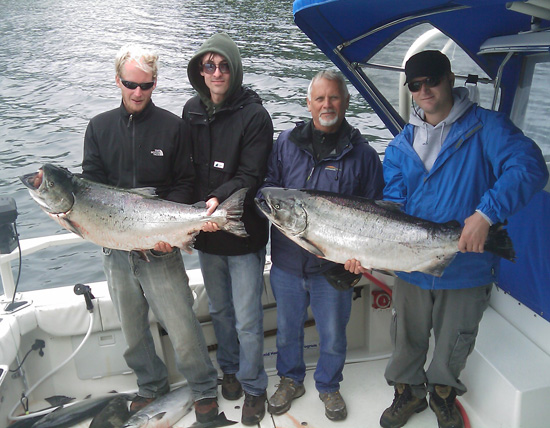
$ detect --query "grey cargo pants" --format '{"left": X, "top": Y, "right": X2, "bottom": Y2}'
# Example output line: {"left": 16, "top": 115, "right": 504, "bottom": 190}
{"left": 384, "top": 278, "right": 492, "bottom": 398}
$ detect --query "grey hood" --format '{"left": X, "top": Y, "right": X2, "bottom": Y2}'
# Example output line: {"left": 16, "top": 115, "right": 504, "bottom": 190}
{"left": 410, "top": 87, "right": 473, "bottom": 171}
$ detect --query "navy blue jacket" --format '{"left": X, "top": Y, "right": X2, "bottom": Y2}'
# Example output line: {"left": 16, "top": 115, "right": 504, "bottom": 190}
{"left": 261, "top": 120, "right": 384, "bottom": 276}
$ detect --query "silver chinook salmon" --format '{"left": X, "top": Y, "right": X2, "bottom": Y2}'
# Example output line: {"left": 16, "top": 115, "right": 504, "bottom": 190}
{"left": 20, "top": 164, "right": 248, "bottom": 252}
{"left": 256, "top": 187, "right": 515, "bottom": 277}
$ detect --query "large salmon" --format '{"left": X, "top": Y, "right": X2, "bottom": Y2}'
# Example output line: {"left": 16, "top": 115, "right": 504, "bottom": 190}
{"left": 256, "top": 187, "right": 515, "bottom": 277}
{"left": 20, "top": 164, "right": 248, "bottom": 252}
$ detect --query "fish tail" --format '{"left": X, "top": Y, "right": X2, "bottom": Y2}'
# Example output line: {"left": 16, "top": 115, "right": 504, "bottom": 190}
{"left": 218, "top": 188, "right": 249, "bottom": 238}
{"left": 485, "top": 223, "right": 516, "bottom": 262}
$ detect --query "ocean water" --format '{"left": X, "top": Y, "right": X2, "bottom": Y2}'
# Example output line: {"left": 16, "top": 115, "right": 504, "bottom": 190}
{"left": 0, "top": 0, "right": 392, "bottom": 293}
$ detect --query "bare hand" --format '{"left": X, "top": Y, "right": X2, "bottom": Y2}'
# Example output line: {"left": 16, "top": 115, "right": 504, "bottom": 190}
{"left": 153, "top": 241, "right": 173, "bottom": 253}
{"left": 344, "top": 258, "right": 367, "bottom": 275}
{"left": 205, "top": 197, "right": 219, "bottom": 215}
{"left": 201, "top": 197, "right": 221, "bottom": 232}
{"left": 458, "top": 212, "right": 490, "bottom": 253}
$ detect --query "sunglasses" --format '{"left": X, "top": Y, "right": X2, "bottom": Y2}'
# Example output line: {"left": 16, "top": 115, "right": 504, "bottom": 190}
{"left": 120, "top": 79, "right": 155, "bottom": 91}
{"left": 407, "top": 76, "right": 442, "bottom": 92}
{"left": 201, "top": 62, "right": 230, "bottom": 75}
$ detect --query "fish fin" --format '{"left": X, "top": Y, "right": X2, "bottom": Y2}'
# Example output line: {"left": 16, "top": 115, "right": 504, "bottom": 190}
{"left": 151, "top": 412, "right": 167, "bottom": 421}
{"left": 374, "top": 200, "right": 403, "bottom": 212}
{"left": 485, "top": 223, "right": 516, "bottom": 262}
{"left": 129, "top": 187, "right": 159, "bottom": 198}
{"left": 131, "top": 250, "right": 150, "bottom": 262}
{"left": 44, "top": 395, "right": 75, "bottom": 407}
{"left": 422, "top": 253, "right": 457, "bottom": 277}
{"left": 300, "top": 238, "right": 325, "bottom": 257}
{"left": 218, "top": 188, "right": 249, "bottom": 238}
{"left": 56, "top": 217, "right": 84, "bottom": 238}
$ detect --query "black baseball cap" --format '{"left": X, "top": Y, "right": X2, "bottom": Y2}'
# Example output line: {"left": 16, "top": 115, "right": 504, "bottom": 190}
{"left": 404, "top": 50, "right": 451, "bottom": 84}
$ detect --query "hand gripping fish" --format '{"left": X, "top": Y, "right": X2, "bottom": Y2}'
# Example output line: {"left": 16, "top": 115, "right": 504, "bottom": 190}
{"left": 20, "top": 164, "right": 248, "bottom": 253}
{"left": 256, "top": 187, "right": 515, "bottom": 277}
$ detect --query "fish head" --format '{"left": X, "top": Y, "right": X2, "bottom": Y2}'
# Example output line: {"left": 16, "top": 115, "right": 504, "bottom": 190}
{"left": 256, "top": 187, "right": 308, "bottom": 236}
{"left": 20, "top": 164, "right": 76, "bottom": 214}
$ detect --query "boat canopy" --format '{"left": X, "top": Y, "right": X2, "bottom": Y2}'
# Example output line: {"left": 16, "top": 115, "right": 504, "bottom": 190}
{"left": 293, "top": 0, "right": 549, "bottom": 135}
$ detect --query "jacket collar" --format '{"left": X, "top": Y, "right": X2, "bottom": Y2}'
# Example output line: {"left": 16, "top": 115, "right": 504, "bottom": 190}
{"left": 290, "top": 119, "right": 359, "bottom": 159}
{"left": 118, "top": 99, "right": 155, "bottom": 122}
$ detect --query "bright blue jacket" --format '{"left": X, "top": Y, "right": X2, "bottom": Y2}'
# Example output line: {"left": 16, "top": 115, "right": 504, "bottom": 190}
{"left": 384, "top": 104, "right": 548, "bottom": 289}
{"left": 262, "top": 120, "right": 384, "bottom": 276}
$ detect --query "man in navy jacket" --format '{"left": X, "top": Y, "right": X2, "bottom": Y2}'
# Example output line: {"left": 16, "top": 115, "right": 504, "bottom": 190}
{"left": 261, "top": 70, "right": 384, "bottom": 422}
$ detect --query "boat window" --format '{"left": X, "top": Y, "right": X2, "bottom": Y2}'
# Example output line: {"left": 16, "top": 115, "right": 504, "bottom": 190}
{"left": 512, "top": 55, "right": 550, "bottom": 159}
{"left": 359, "top": 24, "right": 495, "bottom": 121}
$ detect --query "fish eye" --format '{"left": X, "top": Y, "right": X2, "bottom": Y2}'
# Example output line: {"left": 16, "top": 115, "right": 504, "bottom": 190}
{"left": 274, "top": 204, "right": 280, "bottom": 210}
{"left": 48, "top": 181, "right": 54, "bottom": 187}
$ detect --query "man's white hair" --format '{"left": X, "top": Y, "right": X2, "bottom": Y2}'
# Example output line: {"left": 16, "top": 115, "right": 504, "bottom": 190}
{"left": 307, "top": 70, "right": 349, "bottom": 100}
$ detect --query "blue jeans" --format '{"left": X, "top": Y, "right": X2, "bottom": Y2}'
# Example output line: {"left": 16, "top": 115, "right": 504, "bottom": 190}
{"left": 103, "top": 248, "right": 218, "bottom": 401}
{"left": 270, "top": 264, "right": 353, "bottom": 393}
{"left": 198, "top": 249, "right": 268, "bottom": 396}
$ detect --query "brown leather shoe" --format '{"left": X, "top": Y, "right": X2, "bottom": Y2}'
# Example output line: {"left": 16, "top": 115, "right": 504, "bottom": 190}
{"left": 241, "top": 392, "right": 266, "bottom": 426}
{"left": 194, "top": 397, "right": 219, "bottom": 423}
{"left": 221, "top": 373, "right": 243, "bottom": 400}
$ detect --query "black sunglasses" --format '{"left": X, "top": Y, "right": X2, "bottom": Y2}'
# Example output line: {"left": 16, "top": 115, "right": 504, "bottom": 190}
{"left": 120, "top": 79, "right": 155, "bottom": 91}
{"left": 201, "top": 62, "right": 230, "bottom": 75}
{"left": 407, "top": 76, "right": 442, "bottom": 93}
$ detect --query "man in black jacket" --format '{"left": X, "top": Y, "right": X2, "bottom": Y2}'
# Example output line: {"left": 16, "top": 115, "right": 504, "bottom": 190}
{"left": 183, "top": 33, "right": 274, "bottom": 426}
{"left": 82, "top": 44, "right": 219, "bottom": 424}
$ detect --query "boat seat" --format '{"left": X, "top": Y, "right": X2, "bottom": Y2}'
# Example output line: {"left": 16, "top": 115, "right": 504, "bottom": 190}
{"left": 462, "top": 303, "right": 550, "bottom": 428}
{"left": 0, "top": 316, "right": 20, "bottom": 366}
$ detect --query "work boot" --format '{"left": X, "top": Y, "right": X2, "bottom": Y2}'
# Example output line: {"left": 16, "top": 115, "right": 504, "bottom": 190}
{"left": 129, "top": 395, "right": 156, "bottom": 414}
{"left": 319, "top": 390, "right": 347, "bottom": 421}
{"left": 241, "top": 392, "right": 267, "bottom": 426}
{"left": 429, "top": 385, "right": 464, "bottom": 428}
{"left": 380, "top": 383, "right": 428, "bottom": 428}
{"left": 221, "top": 373, "right": 243, "bottom": 400}
{"left": 268, "top": 376, "right": 306, "bottom": 415}
{"left": 194, "top": 397, "right": 219, "bottom": 423}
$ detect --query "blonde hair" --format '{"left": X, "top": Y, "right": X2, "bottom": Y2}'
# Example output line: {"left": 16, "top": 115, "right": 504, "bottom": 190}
{"left": 115, "top": 44, "right": 159, "bottom": 80}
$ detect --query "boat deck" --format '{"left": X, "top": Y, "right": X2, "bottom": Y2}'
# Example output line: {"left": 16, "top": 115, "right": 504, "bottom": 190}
{"left": 61, "top": 354, "right": 482, "bottom": 428}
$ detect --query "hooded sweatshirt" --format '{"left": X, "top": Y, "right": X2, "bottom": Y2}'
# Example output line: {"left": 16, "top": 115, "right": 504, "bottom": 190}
{"left": 187, "top": 32, "right": 244, "bottom": 115}
{"left": 183, "top": 33, "right": 274, "bottom": 256}
{"left": 410, "top": 87, "right": 473, "bottom": 171}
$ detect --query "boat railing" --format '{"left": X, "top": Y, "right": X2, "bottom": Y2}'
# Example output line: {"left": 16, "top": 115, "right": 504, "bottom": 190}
{"left": 0, "top": 233, "right": 84, "bottom": 301}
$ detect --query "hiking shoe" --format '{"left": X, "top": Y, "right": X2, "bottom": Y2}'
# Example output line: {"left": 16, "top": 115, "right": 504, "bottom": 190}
{"left": 429, "top": 385, "right": 464, "bottom": 428}
{"left": 129, "top": 395, "right": 156, "bottom": 414}
{"left": 380, "top": 383, "right": 428, "bottom": 428}
{"left": 221, "top": 373, "right": 243, "bottom": 400}
{"left": 241, "top": 392, "right": 266, "bottom": 426}
{"left": 319, "top": 390, "right": 347, "bottom": 421}
{"left": 268, "top": 376, "right": 306, "bottom": 415}
{"left": 194, "top": 397, "right": 219, "bottom": 423}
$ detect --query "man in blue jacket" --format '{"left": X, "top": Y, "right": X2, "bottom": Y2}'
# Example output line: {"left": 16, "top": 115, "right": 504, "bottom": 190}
{"left": 347, "top": 50, "right": 548, "bottom": 428}
{"left": 261, "top": 70, "right": 384, "bottom": 422}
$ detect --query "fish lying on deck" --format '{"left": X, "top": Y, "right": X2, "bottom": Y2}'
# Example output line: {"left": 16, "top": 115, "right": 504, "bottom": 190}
{"left": 20, "top": 164, "right": 248, "bottom": 253}
{"left": 30, "top": 393, "right": 129, "bottom": 428}
{"left": 256, "top": 187, "right": 515, "bottom": 277}
{"left": 122, "top": 385, "right": 193, "bottom": 428}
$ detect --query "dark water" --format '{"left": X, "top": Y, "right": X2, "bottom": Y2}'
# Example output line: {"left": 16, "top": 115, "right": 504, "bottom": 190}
{"left": 0, "top": 0, "right": 391, "bottom": 293}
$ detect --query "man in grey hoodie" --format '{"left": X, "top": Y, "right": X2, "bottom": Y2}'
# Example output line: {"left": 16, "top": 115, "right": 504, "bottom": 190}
{"left": 183, "top": 33, "right": 273, "bottom": 426}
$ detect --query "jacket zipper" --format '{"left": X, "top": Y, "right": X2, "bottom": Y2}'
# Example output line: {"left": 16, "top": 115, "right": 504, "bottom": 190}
{"left": 128, "top": 114, "right": 137, "bottom": 188}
